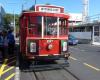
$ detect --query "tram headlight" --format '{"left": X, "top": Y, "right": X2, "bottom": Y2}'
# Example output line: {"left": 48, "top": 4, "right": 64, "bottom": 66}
{"left": 30, "top": 42, "right": 36, "bottom": 52}
{"left": 62, "top": 41, "right": 67, "bottom": 52}
{"left": 48, "top": 44, "right": 53, "bottom": 50}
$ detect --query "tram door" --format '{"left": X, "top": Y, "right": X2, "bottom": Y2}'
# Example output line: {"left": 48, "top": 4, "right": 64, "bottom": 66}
{"left": 93, "top": 25, "right": 100, "bottom": 45}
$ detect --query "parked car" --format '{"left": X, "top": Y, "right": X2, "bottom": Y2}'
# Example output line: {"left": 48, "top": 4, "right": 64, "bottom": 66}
{"left": 68, "top": 35, "right": 78, "bottom": 45}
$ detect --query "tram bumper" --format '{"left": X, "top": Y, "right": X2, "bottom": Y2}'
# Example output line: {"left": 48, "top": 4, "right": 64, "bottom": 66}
{"left": 28, "top": 53, "right": 70, "bottom": 60}
{"left": 29, "top": 53, "right": 70, "bottom": 70}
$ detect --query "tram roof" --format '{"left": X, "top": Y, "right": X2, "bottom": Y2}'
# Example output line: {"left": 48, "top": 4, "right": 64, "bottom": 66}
{"left": 20, "top": 11, "right": 69, "bottom": 19}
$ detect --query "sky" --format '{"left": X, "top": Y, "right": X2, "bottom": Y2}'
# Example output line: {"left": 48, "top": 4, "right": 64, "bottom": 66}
{"left": 0, "top": 0, "right": 100, "bottom": 16}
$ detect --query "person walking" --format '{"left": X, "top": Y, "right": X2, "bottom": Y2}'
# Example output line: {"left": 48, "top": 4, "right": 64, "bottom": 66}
{"left": 7, "top": 29, "right": 15, "bottom": 56}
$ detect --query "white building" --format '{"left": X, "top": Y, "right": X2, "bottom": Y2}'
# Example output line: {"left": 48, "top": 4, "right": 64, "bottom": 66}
{"left": 68, "top": 13, "right": 92, "bottom": 44}
{"left": 68, "top": 13, "right": 82, "bottom": 26}
{"left": 68, "top": 13, "right": 100, "bottom": 45}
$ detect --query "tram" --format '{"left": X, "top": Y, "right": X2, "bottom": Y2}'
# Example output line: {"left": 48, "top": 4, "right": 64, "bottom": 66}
{"left": 19, "top": 4, "right": 70, "bottom": 65}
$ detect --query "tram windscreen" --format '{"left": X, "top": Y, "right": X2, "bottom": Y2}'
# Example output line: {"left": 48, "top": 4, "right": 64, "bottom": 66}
{"left": 28, "top": 16, "right": 68, "bottom": 37}
{"left": 44, "top": 17, "right": 68, "bottom": 36}
{"left": 44, "top": 17, "right": 57, "bottom": 36}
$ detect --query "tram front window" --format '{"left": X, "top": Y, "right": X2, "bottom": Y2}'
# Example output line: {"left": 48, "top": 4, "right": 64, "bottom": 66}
{"left": 44, "top": 17, "right": 68, "bottom": 37}
{"left": 44, "top": 17, "right": 57, "bottom": 36}
{"left": 28, "top": 16, "right": 68, "bottom": 37}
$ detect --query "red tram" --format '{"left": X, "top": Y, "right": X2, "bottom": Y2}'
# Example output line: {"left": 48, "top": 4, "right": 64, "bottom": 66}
{"left": 19, "top": 5, "right": 70, "bottom": 64}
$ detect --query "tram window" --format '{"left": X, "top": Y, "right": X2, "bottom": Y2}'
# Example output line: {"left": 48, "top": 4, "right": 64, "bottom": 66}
{"left": 28, "top": 16, "right": 42, "bottom": 36}
{"left": 44, "top": 17, "right": 57, "bottom": 36}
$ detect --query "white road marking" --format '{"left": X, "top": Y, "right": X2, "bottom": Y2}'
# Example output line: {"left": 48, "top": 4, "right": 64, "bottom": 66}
{"left": 83, "top": 63, "right": 100, "bottom": 71}
{"left": 70, "top": 46, "right": 100, "bottom": 72}
{"left": 69, "top": 56, "right": 100, "bottom": 72}
{"left": 69, "top": 56, "right": 77, "bottom": 60}
{"left": 80, "top": 50, "right": 85, "bottom": 51}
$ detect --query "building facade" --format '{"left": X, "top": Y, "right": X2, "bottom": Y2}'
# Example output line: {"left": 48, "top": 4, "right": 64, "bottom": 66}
{"left": 68, "top": 13, "right": 92, "bottom": 44}
{"left": 69, "top": 13, "right": 82, "bottom": 26}
{"left": 68, "top": 13, "right": 100, "bottom": 45}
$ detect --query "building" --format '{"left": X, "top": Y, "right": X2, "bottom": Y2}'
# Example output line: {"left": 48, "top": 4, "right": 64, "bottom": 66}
{"left": 0, "top": 4, "right": 5, "bottom": 29}
{"left": 68, "top": 13, "right": 100, "bottom": 45}
{"left": 68, "top": 13, "right": 92, "bottom": 44}
{"left": 69, "top": 13, "right": 82, "bottom": 26}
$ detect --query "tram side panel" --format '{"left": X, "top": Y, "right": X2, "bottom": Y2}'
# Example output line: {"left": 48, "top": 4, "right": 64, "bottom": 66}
{"left": 20, "top": 16, "right": 27, "bottom": 56}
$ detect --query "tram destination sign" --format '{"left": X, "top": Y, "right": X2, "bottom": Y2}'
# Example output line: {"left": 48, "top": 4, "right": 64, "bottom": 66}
{"left": 35, "top": 5, "right": 64, "bottom": 13}
{"left": 39, "top": 7, "right": 60, "bottom": 13}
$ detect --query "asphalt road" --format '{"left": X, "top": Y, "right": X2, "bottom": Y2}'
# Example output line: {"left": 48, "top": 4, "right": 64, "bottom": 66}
{"left": 20, "top": 67, "right": 78, "bottom": 80}
{"left": 67, "top": 44, "right": 100, "bottom": 80}
{"left": 1, "top": 43, "right": 100, "bottom": 80}
{"left": 20, "top": 59, "right": 78, "bottom": 80}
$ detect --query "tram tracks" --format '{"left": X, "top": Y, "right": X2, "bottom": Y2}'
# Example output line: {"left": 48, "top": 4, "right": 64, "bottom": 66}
{"left": 29, "top": 66, "right": 80, "bottom": 80}
{"left": 33, "top": 71, "right": 42, "bottom": 80}
{"left": 62, "top": 67, "right": 80, "bottom": 80}
{"left": 20, "top": 59, "right": 79, "bottom": 80}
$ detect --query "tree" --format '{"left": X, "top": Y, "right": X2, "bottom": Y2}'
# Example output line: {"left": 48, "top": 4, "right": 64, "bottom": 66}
{"left": 3, "top": 13, "right": 19, "bottom": 33}
{"left": 3, "top": 13, "right": 13, "bottom": 29}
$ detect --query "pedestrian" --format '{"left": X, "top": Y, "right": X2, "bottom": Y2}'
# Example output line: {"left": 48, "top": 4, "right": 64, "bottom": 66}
{"left": 3, "top": 30, "right": 9, "bottom": 59}
{"left": 0, "top": 30, "right": 4, "bottom": 62}
{"left": 7, "top": 29, "right": 15, "bottom": 56}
